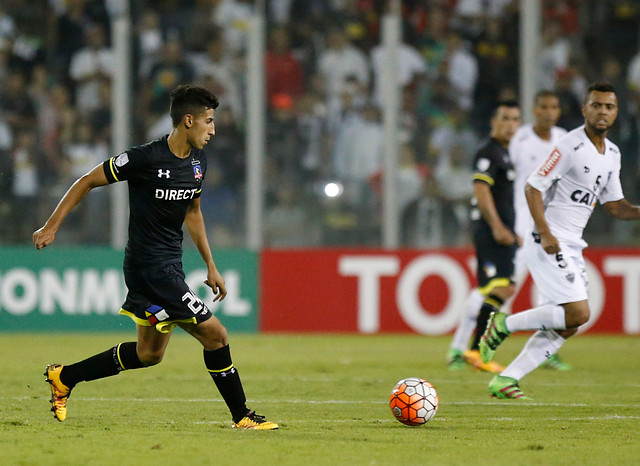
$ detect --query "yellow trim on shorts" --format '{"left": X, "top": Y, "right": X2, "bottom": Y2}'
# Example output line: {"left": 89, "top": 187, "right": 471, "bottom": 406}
{"left": 118, "top": 309, "right": 197, "bottom": 334}
{"left": 208, "top": 364, "right": 234, "bottom": 374}
{"left": 156, "top": 318, "right": 197, "bottom": 334}
{"left": 473, "top": 173, "right": 495, "bottom": 186}
{"left": 478, "top": 278, "right": 512, "bottom": 296}
{"left": 119, "top": 308, "right": 150, "bottom": 326}
{"left": 109, "top": 158, "right": 120, "bottom": 182}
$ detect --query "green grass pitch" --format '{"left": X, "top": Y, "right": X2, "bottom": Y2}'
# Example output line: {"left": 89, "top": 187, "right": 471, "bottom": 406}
{"left": 1, "top": 332, "right": 639, "bottom": 465}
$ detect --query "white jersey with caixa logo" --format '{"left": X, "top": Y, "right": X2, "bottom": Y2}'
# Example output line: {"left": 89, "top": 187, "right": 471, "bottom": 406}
{"left": 526, "top": 125, "right": 624, "bottom": 249}
{"left": 510, "top": 124, "right": 567, "bottom": 238}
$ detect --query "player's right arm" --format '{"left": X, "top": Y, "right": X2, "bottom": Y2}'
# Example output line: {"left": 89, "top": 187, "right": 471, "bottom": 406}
{"left": 524, "top": 182, "right": 559, "bottom": 254}
{"left": 33, "top": 164, "right": 110, "bottom": 249}
{"left": 474, "top": 181, "right": 518, "bottom": 246}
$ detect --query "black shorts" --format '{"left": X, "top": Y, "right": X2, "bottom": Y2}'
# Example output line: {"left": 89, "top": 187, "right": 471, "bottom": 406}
{"left": 473, "top": 229, "right": 516, "bottom": 292}
{"left": 120, "top": 262, "right": 212, "bottom": 333}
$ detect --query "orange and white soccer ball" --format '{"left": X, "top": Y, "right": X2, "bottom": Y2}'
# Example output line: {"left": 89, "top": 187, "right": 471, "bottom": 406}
{"left": 389, "top": 377, "right": 439, "bottom": 426}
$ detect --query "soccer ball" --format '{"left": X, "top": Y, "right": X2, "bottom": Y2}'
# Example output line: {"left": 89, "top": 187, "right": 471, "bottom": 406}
{"left": 389, "top": 377, "right": 439, "bottom": 426}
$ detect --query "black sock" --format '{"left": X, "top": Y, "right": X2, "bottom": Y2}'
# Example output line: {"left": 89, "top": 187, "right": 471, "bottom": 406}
{"left": 60, "top": 342, "right": 146, "bottom": 388}
{"left": 470, "top": 295, "right": 504, "bottom": 350}
{"left": 204, "top": 345, "right": 247, "bottom": 423}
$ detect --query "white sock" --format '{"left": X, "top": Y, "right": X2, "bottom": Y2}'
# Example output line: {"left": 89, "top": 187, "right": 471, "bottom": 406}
{"left": 505, "top": 304, "right": 566, "bottom": 333}
{"left": 502, "top": 330, "right": 566, "bottom": 380}
{"left": 449, "top": 289, "right": 484, "bottom": 353}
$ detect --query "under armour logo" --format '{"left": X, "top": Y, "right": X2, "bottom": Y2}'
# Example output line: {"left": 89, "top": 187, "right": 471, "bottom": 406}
{"left": 584, "top": 166, "right": 590, "bottom": 173}
{"left": 158, "top": 169, "right": 171, "bottom": 178}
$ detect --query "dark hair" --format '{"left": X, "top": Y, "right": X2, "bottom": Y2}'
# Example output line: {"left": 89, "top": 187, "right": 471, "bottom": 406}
{"left": 492, "top": 99, "right": 519, "bottom": 118}
{"left": 584, "top": 81, "right": 616, "bottom": 103}
{"left": 534, "top": 89, "right": 558, "bottom": 104}
{"left": 169, "top": 85, "right": 219, "bottom": 127}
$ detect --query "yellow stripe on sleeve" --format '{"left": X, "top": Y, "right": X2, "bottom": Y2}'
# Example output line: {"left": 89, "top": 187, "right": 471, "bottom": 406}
{"left": 109, "top": 158, "right": 120, "bottom": 182}
{"left": 473, "top": 173, "right": 495, "bottom": 186}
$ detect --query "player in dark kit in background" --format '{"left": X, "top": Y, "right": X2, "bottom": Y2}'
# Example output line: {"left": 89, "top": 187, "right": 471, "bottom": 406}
{"left": 33, "top": 85, "right": 278, "bottom": 430}
{"left": 447, "top": 100, "right": 521, "bottom": 372}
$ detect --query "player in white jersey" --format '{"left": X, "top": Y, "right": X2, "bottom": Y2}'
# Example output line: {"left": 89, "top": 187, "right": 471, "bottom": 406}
{"left": 478, "top": 82, "right": 640, "bottom": 399}
{"left": 448, "top": 92, "right": 570, "bottom": 372}
{"left": 507, "top": 91, "right": 572, "bottom": 371}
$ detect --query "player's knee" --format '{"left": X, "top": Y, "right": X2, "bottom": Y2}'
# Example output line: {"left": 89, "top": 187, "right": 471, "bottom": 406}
{"left": 564, "top": 303, "right": 590, "bottom": 328}
{"left": 137, "top": 347, "right": 165, "bottom": 366}
{"left": 198, "top": 318, "right": 229, "bottom": 349}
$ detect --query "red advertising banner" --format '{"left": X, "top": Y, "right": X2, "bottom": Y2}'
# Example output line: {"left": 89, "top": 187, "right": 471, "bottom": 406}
{"left": 260, "top": 248, "right": 640, "bottom": 334}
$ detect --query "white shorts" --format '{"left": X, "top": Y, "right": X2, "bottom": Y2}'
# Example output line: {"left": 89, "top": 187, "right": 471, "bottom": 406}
{"left": 523, "top": 233, "right": 588, "bottom": 305}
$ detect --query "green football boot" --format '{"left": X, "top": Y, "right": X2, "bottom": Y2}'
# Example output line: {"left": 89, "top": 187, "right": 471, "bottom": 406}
{"left": 479, "top": 312, "right": 511, "bottom": 363}
{"left": 447, "top": 349, "right": 466, "bottom": 370}
{"left": 488, "top": 375, "right": 531, "bottom": 400}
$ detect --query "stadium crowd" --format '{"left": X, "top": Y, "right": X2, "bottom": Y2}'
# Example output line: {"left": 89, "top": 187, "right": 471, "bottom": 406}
{"left": 1, "top": 0, "right": 640, "bottom": 247}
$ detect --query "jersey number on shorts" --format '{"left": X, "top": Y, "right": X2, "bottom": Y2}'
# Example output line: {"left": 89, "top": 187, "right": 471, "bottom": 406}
{"left": 182, "top": 291, "right": 205, "bottom": 314}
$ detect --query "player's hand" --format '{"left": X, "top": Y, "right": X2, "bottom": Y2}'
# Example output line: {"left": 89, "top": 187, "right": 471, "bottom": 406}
{"left": 539, "top": 231, "right": 560, "bottom": 254}
{"left": 33, "top": 226, "right": 55, "bottom": 250}
{"left": 492, "top": 224, "right": 517, "bottom": 246}
{"left": 205, "top": 268, "right": 227, "bottom": 302}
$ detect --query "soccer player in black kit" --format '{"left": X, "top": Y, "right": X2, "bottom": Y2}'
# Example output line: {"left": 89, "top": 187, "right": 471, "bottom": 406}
{"left": 33, "top": 85, "right": 278, "bottom": 429}
{"left": 447, "top": 100, "right": 521, "bottom": 372}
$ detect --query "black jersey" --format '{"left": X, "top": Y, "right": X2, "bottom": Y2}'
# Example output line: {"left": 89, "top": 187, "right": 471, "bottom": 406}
{"left": 103, "top": 135, "right": 207, "bottom": 269}
{"left": 470, "top": 137, "right": 515, "bottom": 234}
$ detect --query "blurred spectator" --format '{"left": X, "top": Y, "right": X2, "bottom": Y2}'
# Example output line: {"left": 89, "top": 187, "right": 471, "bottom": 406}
{"left": 537, "top": 19, "right": 570, "bottom": 91}
{"left": 0, "top": 5, "right": 17, "bottom": 41}
{"left": 416, "top": 5, "right": 449, "bottom": 82}
{"left": 472, "top": 17, "right": 515, "bottom": 127}
{"left": 295, "top": 90, "right": 329, "bottom": 179}
{"left": 451, "top": 0, "right": 513, "bottom": 39}
{"left": 63, "top": 121, "right": 108, "bottom": 180}
{"left": 601, "top": 0, "right": 639, "bottom": 64}
{"left": 441, "top": 30, "right": 478, "bottom": 113}
{"left": 554, "top": 67, "right": 584, "bottom": 130}
{"left": 434, "top": 141, "right": 473, "bottom": 245}
{"left": 68, "top": 23, "right": 113, "bottom": 112}
{"left": 136, "top": 9, "right": 164, "bottom": 80}
{"left": 0, "top": 68, "right": 37, "bottom": 133}
{"left": 190, "top": 35, "right": 243, "bottom": 121}
{"left": 317, "top": 27, "right": 370, "bottom": 107}
{"left": 339, "top": 0, "right": 380, "bottom": 52}
{"left": 144, "top": 37, "right": 194, "bottom": 114}
{"left": 8, "top": 130, "right": 41, "bottom": 241}
{"left": 38, "top": 83, "right": 76, "bottom": 166}
{"left": 402, "top": 171, "right": 444, "bottom": 248}
{"left": 266, "top": 92, "right": 301, "bottom": 187}
{"left": 265, "top": 27, "right": 304, "bottom": 106}
{"left": 205, "top": 106, "right": 245, "bottom": 190}
{"left": 370, "top": 34, "right": 427, "bottom": 106}
{"left": 212, "top": 0, "right": 253, "bottom": 55}
{"left": 331, "top": 103, "right": 383, "bottom": 206}
{"left": 50, "top": 0, "right": 93, "bottom": 75}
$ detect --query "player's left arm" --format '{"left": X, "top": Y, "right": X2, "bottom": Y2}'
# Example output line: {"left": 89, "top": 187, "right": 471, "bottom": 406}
{"left": 185, "top": 198, "right": 227, "bottom": 302}
{"left": 603, "top": 199, "right": 640, "bottom": 220}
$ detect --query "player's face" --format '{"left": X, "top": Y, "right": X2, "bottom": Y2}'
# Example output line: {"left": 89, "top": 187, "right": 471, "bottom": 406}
{"left": 582, "top": 91, "right": 618, "bottom": 134}
{"left": 189, "top": 108, "right": 216, "bottom": 150}
{"left": 491, "top": 106, "right": 521, "bottom": 145}
{"left": 533, "top": 96, "right": 560, "bottom": 130}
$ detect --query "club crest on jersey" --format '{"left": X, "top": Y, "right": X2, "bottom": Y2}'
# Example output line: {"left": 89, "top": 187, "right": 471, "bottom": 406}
{"left": 537, "top": 149, "right": 561, "bottom": 176}
{"left": 115, "top": 153, "right": 129, "bottom": 167}
{"left": 193, "top": 165, "right": 203, "bottom": 180}
{"left": 158, "top": 169, "right": 171, "bottom": 178}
